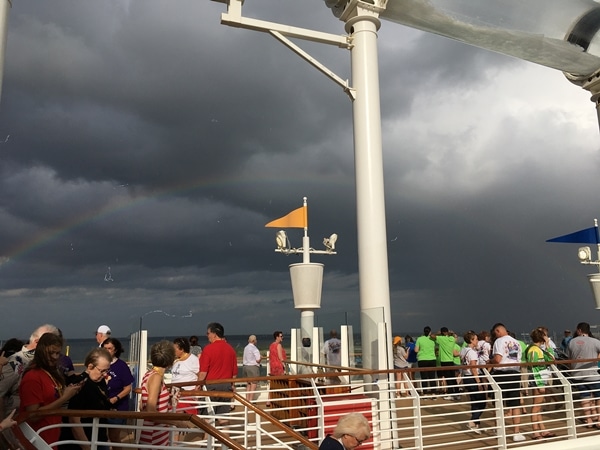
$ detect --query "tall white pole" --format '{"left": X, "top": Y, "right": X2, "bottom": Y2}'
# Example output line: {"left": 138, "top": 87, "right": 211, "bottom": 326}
{"left": 346, "top": 13, "right": 393, "bottom": 371}
{"left": 302, "top": 196, "right": 310, "bottom": 264}
{"left": 300, "top": 309, "right": 314, "bottom": 367}
{"left": 0, "top": 0, "right": 11, "bottom": 105}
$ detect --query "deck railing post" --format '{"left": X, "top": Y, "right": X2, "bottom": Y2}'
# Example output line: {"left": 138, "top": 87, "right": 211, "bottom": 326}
{"left": 483, "top": 368, "right": 508, "bottom": 447}
{"left": 553, "top": 364, "right": 578, "bottom": 439}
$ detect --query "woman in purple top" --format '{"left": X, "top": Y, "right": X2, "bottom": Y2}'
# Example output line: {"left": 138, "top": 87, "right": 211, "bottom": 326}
{"left": 102, "top": 337, "right": 134, "bottom": 450}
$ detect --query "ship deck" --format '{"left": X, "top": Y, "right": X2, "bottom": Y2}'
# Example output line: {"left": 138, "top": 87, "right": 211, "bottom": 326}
{"left": 12, "top": 361, "right": 600, "bottom": 450}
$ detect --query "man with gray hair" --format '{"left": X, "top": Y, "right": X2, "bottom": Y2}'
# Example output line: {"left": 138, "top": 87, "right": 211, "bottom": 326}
{"left": 242, "top": 335, "right": 262, "bottom": 402}
{"left": 0, "top": 324, "right": 59, "bottom": 416}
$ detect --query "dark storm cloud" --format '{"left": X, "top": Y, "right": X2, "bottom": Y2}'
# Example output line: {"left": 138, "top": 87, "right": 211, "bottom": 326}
{"left": 0, "top": 0, "right": 598, "bottom": 339}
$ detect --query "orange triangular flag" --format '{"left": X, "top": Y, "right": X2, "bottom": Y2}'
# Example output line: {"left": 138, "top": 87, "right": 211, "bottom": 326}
{"left": 265, "top": 205, "right": 307, "bottom": 228}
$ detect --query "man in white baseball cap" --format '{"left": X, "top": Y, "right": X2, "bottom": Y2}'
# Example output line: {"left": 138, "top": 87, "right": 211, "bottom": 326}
{"left": 96, "top": 325, "right": 111, "bottom": 346}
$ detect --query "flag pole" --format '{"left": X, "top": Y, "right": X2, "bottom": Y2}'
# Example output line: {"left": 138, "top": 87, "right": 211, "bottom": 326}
{"left": 594, "top": 219, "right": 600, "bottom": 273}
{"left": 302, "top": 197, "right": 310, "bottom": 264}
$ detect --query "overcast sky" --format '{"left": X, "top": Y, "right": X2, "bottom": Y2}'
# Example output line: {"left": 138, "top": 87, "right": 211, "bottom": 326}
{"left": 0, "top": 0, "right": 599, "bottom": 342}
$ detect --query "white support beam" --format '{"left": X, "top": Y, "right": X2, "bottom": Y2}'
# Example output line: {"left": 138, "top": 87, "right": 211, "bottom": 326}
{"left": 269, "top": 30, "right": 355, "bottom": 100}
{"left": 221, "top": 13, "right": 351, "bottom": 49}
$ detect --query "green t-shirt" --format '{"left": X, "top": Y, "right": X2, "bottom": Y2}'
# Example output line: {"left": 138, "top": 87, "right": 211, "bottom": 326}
{"left": 519, "top": 340, "right": 527, "bottom": 362}
{"left": 415, "top": 335, "right": 436, "bottom": 361}
{"left": 434, "top": 335, "right": 456, "bottom": 363}
{"left": 453, "top": 343, "right": 461, "bottom": 365}
{"left": 525, "top": 344, "right": 554, "bottom": 387}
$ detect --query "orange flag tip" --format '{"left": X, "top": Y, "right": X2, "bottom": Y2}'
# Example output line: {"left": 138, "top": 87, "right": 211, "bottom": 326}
{"left": 265, "top": 205, "right": 307, "bottom": 229}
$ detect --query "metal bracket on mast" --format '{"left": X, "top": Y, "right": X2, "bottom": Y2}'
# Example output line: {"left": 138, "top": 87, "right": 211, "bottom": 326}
{"left": 269, "top": 30, "right": 355, "bottom": 100}
{"left": 565, "top": 68, "right": 600, "bottom": 132}
{"left": 214, "top": 0, "right": 356, "bottom": 100}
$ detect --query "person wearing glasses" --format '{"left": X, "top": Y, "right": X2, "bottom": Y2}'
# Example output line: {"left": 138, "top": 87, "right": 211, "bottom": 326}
{"left": 269, "top": 331, "right": 287, "bottom": 376}
{"left": 319, "top": 412, "right": 371, "bottom": 449}
{"left": 61, "top": 348, "right": 113, "bottom": 450}
{"left": 19, "top": 333, "right": 82, "bottom": 445}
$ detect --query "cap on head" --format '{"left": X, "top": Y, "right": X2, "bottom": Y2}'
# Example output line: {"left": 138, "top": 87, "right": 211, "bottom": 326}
{"left": 97, "top": 325, "right": 111, "bottom": 335}
{"left": 393, "top": 336, "right": 402, "bottom": 345}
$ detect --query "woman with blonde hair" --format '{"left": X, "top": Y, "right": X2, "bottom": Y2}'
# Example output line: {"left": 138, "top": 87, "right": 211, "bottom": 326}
{"left": 319, "top": 412, "right": 371, "bottom": 449}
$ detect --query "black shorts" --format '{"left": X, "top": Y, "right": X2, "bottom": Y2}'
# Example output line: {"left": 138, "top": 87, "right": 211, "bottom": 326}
{"left": 492, "top": 371, "right": 521, "bottom": 408}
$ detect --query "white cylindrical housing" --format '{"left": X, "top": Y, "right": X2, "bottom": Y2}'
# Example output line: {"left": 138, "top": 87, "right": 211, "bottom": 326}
{"left": 289, "top": 262, "right": 324, "bottom": 310}
{"left": 587, "top": 273, "right": 600, "bottom": 309}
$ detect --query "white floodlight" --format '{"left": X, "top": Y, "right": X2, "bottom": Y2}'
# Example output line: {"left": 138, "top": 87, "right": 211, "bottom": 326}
{"left": 276, "top": 230, "right": 288, "bottom": 250}
{"left": 323, "top": 233, "right": 338, "bottom": 251}
{"left": 578, "top": 246, "right": 592, "bottom": 262}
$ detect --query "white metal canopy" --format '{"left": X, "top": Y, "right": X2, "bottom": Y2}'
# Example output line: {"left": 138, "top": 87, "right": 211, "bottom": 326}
{"left": 327, "top": 0, "right": 600, "bottom": 77}
{"left": 325, "top": 0, "right": 600, "bottom": 125}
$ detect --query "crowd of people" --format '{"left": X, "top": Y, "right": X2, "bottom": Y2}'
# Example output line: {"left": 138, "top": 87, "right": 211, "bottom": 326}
{"left": 391, "top": 321, "right": 600, "bottom": 442}
{"left": 0, "top": 322, "right": 297, "bottom": 449}
{"left": 3, "top": 319, "right": 599, "bottom": 448}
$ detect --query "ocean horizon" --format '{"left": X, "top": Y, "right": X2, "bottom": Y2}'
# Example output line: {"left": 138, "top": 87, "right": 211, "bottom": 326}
{"left": 1, "top": 328, "right": 551, "bottom": 365}
{"left": 61, "top": 334, "right": 281, "bottom": 364}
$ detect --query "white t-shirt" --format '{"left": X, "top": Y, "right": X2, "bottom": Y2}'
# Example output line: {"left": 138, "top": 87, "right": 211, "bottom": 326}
{"left": 171, "top": 355, "right": 200, "bottom": 389}
{"left": 492, "top": 335, "right": 521, "bottom": 371}
{"left": 322, "top": 338, "right": 342, "bottom": 366}
{"left": 460, "top": 347, "right": 479, "bottom": 376}
{"left": 477, "top": 340, "right": 491, "bottom": 365}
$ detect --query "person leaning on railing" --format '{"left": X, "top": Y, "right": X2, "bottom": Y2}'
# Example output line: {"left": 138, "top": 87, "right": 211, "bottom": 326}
{"left": 139, "top": 340, "right": 197, "bottom": 447}
{"left": 526, "top": 328, "right": 556, "bottom": 440}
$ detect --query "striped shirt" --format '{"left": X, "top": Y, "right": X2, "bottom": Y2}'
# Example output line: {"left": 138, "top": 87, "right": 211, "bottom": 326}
{"left": 139, "top": 370, "right": 171, "bottom": 447}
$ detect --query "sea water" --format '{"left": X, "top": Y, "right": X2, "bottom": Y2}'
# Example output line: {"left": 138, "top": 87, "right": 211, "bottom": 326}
{"left": 63, "top": 334, "right": 277, "bottom": 364}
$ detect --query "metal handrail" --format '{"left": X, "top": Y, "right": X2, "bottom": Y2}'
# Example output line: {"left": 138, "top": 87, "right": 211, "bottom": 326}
{"left": 15, "top": 358, "right": 600, "bottom": 450}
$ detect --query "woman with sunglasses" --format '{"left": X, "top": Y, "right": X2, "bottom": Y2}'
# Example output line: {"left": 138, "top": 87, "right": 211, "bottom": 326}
{"left": 269, "top": 331, "right": 286, "bottom": 376}
{"left": 60, "top": 348, "right": 113, "bottom": 450}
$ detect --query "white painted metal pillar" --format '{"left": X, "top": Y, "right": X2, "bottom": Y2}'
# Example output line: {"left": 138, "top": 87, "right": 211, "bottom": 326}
{"left": 346, "top": 13, "right": 393, "bottom": 372}
{"left": 0, "top": 0, "right": 11, "bottom": 105}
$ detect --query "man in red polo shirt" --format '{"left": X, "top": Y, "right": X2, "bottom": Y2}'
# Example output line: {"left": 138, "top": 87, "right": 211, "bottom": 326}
{"left": 198, "top": 322, "right": 237, "bottom": 425}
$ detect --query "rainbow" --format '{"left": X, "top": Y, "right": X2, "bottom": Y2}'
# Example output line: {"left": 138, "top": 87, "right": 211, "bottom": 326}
{"left": 2, "top": 174, "right": 352, "bottom": 266}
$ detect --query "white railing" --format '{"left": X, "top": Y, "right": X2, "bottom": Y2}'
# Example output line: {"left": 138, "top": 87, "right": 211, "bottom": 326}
{"left": 15, "top": 360, "right": 600, "bottom": 450}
